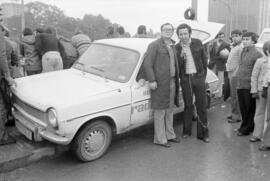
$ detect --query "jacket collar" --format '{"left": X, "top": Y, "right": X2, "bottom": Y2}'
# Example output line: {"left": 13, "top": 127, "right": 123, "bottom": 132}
{"left": 160, "top": 37, "right": 175, "bottom": 45}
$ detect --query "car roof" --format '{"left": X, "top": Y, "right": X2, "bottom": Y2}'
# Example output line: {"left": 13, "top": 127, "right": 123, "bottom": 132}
{"left": 94, "top": 38, "right": 156, "bottom": 54}
{"left": 94, "top": 20, "right": 224, "bottom": 53}
{"left": 172, "top": 20, "right": 224, "bottom": 44}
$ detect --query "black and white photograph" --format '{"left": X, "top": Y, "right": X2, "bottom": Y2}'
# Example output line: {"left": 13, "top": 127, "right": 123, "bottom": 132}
{"left": 0, "top": 0, "right": 270, "bottom": 180}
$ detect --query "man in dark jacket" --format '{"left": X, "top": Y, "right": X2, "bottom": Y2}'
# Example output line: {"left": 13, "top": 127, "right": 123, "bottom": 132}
{"left": 209, "top": 32, "right": 230, "bottom": 98}
{"left": 143, "top": 23, "right": 180, "bottom": 148}
{"left": 0, "top": 24, "right": 16, "bottom": 145}
{"left": 21, "top": 27, "right": 42, "bottom": 75}
{"left": 175, "top": 23, "right": 209, "bottom": 143}
{"left": 35, "top": 27, "right": 63, "bottom": 72}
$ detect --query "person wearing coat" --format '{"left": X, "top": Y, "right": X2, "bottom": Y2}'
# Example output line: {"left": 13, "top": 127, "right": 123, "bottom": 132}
{"left": 175, "top": 23, "right": 209, "bottom": 143}
{"left": 0, "top": 24, "right": 16, "bottom": 145}
{"left": 209, "top": 32, "right": 230, "bottom": 98}
{"left": 20, "top": 27, "right": 42, "bottom": 75}
{"left": 249, "top": 55, "right": 269, "bottom": 142}
{"left": 143, "top": 22, "right": 180, "bottom": 148}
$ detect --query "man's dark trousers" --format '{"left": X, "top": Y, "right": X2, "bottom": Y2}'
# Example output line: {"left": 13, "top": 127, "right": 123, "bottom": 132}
{"left": 237, "top": 89, "right": 256, "bottom": 134}
{"left": 181, "top": 74, "right": 209, "bottom": 138}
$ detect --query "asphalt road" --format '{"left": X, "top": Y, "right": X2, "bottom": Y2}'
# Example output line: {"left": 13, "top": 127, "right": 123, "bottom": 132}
{"left": 1, "top": 101, "right": 270, "bottom": 181}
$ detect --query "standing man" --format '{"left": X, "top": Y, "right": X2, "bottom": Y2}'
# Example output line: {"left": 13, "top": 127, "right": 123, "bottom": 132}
{"left": 0, "top": 24, "right": 16, "bottom": 145}
{"left": 226, "top": 29, "right": 243, "bottom": 123}
{"left": 143, "top": 22, "right": 180, "bottom": 148}
{"left": 236, "top": 32, "right": 263, "bottom": 136}
{"left": 209, "top": 32, "right": 230, "bottom": 98}
{"left": 175, "top": 23, "right": 209, "bottom": 143}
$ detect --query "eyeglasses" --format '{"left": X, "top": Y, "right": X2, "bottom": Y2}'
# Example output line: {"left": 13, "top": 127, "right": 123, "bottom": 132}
{"left": 162, "top": 28, "right": 174, "bottom": 32}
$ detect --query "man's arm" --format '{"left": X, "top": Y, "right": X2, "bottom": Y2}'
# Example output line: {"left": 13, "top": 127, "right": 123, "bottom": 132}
{"left": 143, "top": 42, "right": 157, "bottom": 82}
{"left": 200, "top": 41, "right": 208, "bottom": 77}
{"left": 35, "top": 35, "right": 42, "bottom": 57}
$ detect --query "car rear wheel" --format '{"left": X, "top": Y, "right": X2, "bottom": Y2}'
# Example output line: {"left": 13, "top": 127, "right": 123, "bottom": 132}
{"left": 72, "top": 120, "right": 112, "bottom": 162}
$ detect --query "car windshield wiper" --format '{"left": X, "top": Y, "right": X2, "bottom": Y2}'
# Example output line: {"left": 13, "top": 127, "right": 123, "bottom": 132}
{"left": 74, "top": 62, "right": 87, "bottom": 74}
{"left": 89, "top": 66, "right": 108, "bottom": 82}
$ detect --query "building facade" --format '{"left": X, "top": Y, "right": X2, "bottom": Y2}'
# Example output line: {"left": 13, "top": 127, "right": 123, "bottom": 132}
{"left": 208, "top": 0, "right": 270, "bottom": 37}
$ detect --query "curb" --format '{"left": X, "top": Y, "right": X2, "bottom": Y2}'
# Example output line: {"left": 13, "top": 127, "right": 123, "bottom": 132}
{"left": 0, "top": 144, "right": 69, "bottom": 173}
{"left": 0, "top": 146, "right": 55, "bottom": 173}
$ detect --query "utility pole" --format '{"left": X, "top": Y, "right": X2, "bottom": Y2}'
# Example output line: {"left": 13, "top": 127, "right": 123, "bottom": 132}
{"left": 191, "top": 0, "right": 198, "bottom": 20}
{"left": 21, "top": 0, "right": 25, "bottom": 31}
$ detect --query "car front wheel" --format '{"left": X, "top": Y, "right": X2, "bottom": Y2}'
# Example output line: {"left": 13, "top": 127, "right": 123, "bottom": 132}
{"left": 72, "top": 120, "right": 112, "bottom": 162}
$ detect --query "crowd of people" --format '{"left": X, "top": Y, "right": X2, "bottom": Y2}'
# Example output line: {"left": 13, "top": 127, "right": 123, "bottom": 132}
{"left": 0, "top": 21, "right": 270, "bottom": 153}
{"left": 0, "top": 23, "right": 92, "bottom": 145}
{"left": 143, "top": 22, "right": 270, "bottom": 152}
{"left": 208, "top": 28, "right": 270, "bottom": 151}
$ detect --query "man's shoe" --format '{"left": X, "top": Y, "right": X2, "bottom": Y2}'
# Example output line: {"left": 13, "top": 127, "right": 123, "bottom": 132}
{"left": 228, "top": 119, "right": 241, "bottom": 123}
{"left": 0, "top": 137, "right": 16, "bottom": 145}
{"left": 258, "top": 145, "right": 270, "bottom": 151}
{"left": 169, "top": 138, "right": 180, "bottom": 143}
{"left": 237, "top": 131, "right": 249, "bottom": 136}
{"left": 154, "top": 142, "right": 171, "bottom": 148}
{"left": 197, "top": 137, "right": 210, "bottom": 143}
{"left": 227, "top": 115, "right": 232, "bottom": 119}
{"left": 249, "top": 137, "right": 261, "bottom": 142}
{"left": 182, "top": 135, "right": 190, "bottom": 139}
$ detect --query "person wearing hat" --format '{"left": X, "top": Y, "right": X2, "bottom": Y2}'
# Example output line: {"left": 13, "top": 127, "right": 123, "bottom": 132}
{"left": 0, "top": 24, "right": 17, "bottom": 145}
{"left": 71, "top": 29, "right": 91, "bottom": 57}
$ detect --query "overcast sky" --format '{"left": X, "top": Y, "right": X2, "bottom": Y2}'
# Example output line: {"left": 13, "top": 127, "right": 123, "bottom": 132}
{"left": 21, "top": 0, "right": 191, "bottom": 35}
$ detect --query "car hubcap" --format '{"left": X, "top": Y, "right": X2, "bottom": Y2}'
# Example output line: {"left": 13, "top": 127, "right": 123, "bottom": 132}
{"left": 84, "top": 129, "right": 105, "bottom": 155}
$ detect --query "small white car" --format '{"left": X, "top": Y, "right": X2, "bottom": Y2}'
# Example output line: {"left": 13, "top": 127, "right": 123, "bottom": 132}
{"left": 256, "top": 28, "right": 270, "bottom": 51}
{"left": 11, "top": 21, "right": 222, "bottom": 162}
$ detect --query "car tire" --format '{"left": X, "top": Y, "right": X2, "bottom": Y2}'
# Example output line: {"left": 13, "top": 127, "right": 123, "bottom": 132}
{"left": 72, "top": 120, "right": 112, "bottom": 162}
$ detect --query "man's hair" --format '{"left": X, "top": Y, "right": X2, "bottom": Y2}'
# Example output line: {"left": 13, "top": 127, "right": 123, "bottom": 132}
{"left": 231, "top": 29, "right": 242, "bottom": 36}
{"left": 137, "top": 25, "right": 146, "bottom": 35}
{"left": 23, "top": 27, "right": 33, "bottom": 36}
{"left": 263, "top": 41, "right": 270, "bottom": 56}
{"left": 242, "top": 32, "right": 257, "bottom": 44}
{"left": 216, "top": 32, "right": 225, "bottom": 38}
{"left": 176, "top": 23, "right": 192, "bottom": 35}
{"left": 35, "top": 28, "right": 45, "bottom": 34}
{"left": 160, "top": 23, "right": 174, "bottom": 32}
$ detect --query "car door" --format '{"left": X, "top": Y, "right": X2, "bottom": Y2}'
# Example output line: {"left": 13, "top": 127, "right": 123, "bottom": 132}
{"left": 130, "top": 78, "right": 152, "bottom": 126}
{"left": 130, "top": 58, "right": 152, "bottom": 126}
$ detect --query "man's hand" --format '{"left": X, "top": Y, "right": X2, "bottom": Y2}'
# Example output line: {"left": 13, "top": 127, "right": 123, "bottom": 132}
{"left": 252, "top": 92, "right": 259, "bottom": 99}
{"left": 262, "top": 87, "right": 268, "bottom": 99}
{"left": 5, "top": 77, "right": 17, "bottom": 87}
{"left": 19, "top": 58, "right": 26, "bottom": 66}
{"left": 149, "top": 81, "right": 157, "bottom": 90}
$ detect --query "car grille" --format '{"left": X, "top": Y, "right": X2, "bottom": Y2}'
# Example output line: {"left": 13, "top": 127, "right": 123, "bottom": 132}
{"left": 13, "top": 96, "right": 48, "bottom": 124}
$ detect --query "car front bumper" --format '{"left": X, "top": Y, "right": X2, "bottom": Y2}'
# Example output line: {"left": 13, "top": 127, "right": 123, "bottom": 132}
{"left": 12, "top": 107, "right": 70, "bottom": 145}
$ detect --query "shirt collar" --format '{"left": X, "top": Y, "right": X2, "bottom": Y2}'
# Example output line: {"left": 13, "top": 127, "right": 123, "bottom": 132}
{"left": 180, "top": 38, "right": 192, "bottom": 47}
{"left": 243, "top": 45, "right": 255, "bottom": 52}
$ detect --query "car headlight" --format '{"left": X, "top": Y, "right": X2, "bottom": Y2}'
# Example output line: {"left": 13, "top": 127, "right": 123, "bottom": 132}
{"left": 47, "top": 108, "right": 58, "bottom": 128}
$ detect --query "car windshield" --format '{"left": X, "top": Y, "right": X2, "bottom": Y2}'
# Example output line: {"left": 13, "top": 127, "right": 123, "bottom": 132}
{"left": 191, "top": 29, "right": 210, "bottom": 42}
{"left": 258, "top": 31, "right": 270, "bottom": 44}
{"left": 73, "top": 44, "right": 140, "bottom": 83}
